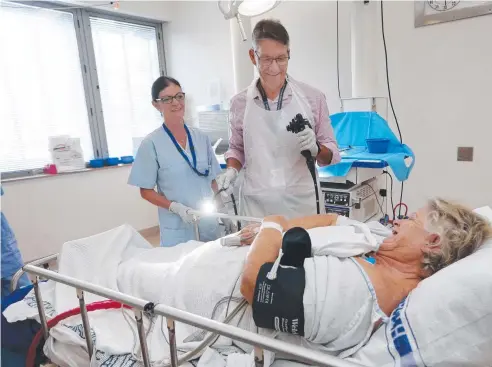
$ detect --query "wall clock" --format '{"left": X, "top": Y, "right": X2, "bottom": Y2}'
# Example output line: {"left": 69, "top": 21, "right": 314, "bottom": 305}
{"left": 415, "top": 0, "right": 492, "bottom": 27}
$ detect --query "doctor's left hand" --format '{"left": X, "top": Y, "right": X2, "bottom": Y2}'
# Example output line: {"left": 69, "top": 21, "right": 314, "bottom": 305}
{"left": 169, "top": 202, "right": 195, "bottom": 224}
{"left": 297, "top": 127, "right": 319, "bottom": 157}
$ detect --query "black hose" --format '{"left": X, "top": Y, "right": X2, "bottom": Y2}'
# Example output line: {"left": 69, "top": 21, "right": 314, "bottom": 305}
{"left": 287, "top": 114, "right": 321, "bottom": 215}
{"left": 230, "top": 193, "right": 241, "bottom": 230}
{"left": 214, "top": 189, "right": 241, "bottom": 230}
{"left": 305, "top": 156, "right": 320, "bottom": 215}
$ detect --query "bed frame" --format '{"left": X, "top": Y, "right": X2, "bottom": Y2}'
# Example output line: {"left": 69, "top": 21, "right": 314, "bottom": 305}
{"left": 9, "top": 212, "right": 366, "bottom": 367}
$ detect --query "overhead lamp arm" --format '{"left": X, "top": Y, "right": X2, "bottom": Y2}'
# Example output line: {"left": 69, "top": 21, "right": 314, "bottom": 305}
{"left": 218, "top": 1, "right": 247, "bottom": 40}
{"left": 235, "top": 14, "right": 247, "bottom": 41}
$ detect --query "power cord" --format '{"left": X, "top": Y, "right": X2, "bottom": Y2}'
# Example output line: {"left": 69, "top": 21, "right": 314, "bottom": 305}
{"left": 381, "top": 0, "right": 404, "bottom": 217}
{"left": 380, "top": 1, "right": 402, "bottom": 144}
{"left": 346, "top": 183, "right": 384, "bottom": 220}
{"left": 383, "top": 171, "right": 395, "bottom": 220}
{"left": 364, "top": 183, "right": 384, "bottom": 217}
{"left": 336, "top": 1, "right": 342, "bottom": 105}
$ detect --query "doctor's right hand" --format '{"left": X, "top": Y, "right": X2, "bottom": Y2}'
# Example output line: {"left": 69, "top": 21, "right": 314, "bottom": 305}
{"left": 216, "top": 167, "right": 238, "bottom": 197}
{"left": 169, "top": 202, "right": 195, "bottom": 224}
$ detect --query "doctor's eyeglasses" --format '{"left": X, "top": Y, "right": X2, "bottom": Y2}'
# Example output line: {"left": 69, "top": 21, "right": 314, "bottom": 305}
{"left": 255, "top": 51, "right": 290, "bottom": 67}
{"left": 155, "top": 92, "right": 186, "bottom": 104}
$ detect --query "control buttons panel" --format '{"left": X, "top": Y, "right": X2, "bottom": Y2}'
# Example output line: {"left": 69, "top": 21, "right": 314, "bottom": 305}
{"left": 324, "top": 191, "right": 350, "bottom": 206}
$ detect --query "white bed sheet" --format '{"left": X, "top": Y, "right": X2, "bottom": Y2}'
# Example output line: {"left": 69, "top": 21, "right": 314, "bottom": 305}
{"left": 5, "top": 219, "right": 385, "bottom": 367}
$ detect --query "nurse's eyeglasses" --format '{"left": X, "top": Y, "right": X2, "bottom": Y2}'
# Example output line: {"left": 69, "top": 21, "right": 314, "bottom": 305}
{"left": 255, "top": 50, "right": 290, "bottom": 67}
{"left": 155, "top": 92, "right": 186, "bottom": 104}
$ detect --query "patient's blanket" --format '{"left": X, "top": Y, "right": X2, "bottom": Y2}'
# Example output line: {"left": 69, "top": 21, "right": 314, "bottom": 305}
{"left": 4, "top": 218, "right": 389, "bottom": 366}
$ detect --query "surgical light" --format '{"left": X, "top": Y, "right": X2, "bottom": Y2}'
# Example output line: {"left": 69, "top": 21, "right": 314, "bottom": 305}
{"left": 218, "top": 0, "right": 281, "bottom": 41}
{"left": 237, "top": 0, "right": 279, "bottom": 17}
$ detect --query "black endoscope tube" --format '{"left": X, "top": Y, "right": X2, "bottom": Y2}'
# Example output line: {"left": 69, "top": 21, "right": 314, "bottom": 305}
{"left": 215, "top": 190, "right": 241, "bottom": 230}
{"left": 286, "top": 114, "right": 321, "bottom": 215}
{"left": 230, "top": 193, "right": 241, "bottom": 230}
{"left": 304, "top": 156, "right": 321, "bottom": 215}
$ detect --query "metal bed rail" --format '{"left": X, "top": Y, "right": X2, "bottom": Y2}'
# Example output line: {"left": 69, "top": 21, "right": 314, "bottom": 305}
{"left": 10, "top": 253, "right": 59, "bottom": 292}
{"left": 23, "top": 264, "right": 364, "bottom": 367}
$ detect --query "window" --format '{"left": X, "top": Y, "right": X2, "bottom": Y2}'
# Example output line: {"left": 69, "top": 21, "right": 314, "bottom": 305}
{"left": 90, "top": 17, "right": 162, "bottom": 158}
{"left": 0, "top": 1, "right": 165, "bottom": 176}
{"left": 0, "top": 5, "right": 93, "bottom": 172}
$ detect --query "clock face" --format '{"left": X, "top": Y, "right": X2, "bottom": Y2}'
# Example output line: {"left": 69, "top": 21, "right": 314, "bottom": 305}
{"left": 427, "top": 0, "right": 461, "bottom": 11}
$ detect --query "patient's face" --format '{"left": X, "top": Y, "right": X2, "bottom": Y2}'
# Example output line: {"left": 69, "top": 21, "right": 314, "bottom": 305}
{"left": 380, "top": 207, "right": 437, "bottom": 259}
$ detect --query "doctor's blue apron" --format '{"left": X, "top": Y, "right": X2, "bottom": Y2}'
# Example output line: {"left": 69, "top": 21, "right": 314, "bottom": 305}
{"left": 128, "top": 125, "right": 221, "bottom": 247}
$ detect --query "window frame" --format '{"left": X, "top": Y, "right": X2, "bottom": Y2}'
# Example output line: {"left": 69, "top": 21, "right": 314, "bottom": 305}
{"left": 1, "top": 1, "right": 166, "bottom": 179}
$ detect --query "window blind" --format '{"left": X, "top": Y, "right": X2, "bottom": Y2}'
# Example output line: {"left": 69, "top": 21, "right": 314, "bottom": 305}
{"left": 89, "top": 17, "right": 162, "bottom": 158}
{"left": 0, "top": 3, "right": 93, "bottom": 173}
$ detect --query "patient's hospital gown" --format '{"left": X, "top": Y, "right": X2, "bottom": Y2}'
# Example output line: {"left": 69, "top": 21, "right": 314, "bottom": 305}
{"left": 128, "top": 125, "right": 222, "bottom": 247}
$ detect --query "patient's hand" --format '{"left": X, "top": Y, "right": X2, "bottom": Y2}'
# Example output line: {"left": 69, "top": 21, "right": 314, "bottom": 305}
{"left": 239, "top": 223, "right": 261, "bottom": 246}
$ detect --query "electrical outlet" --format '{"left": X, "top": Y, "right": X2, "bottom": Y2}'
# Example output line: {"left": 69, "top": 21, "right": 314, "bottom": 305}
{"left": 457, "top": 147, "right": 473, "bottom": 162}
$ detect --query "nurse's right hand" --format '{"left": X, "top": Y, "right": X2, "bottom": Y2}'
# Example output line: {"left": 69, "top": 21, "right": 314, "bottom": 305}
{"left": 216, "top": 167, "right": 239, "bottom": 197}
{"left": 169, "top": 202, "right": 195, "bottom": 224}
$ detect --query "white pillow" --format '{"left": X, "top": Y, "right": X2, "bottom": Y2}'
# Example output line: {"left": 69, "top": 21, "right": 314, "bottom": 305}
{"left": 348, "top": 206, "right": 492, "bottom": 366}
{"left": 475, "top": 205, "right": 492, "bottom": 225}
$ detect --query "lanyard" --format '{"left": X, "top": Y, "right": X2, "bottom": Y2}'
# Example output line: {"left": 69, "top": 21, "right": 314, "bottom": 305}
{"left": 162, "top": 123, "right": 210, "bottom": 177}
{"left": 256, "top": 79, "right": 288, "bottom": 111}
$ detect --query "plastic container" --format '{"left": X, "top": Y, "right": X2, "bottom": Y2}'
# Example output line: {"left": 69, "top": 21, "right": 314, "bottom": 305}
{"left": 89, "top": 159, "right": 104, "bottom": 168}
{"left": 43, "top": 164, "right": 58, "bottom": 174}
{"left": 366, "top": 138, "right": 390, "bottom": 154}
{"left": 120, "top": 156, "right": 134, "bottom": 164}
{"left": 105, "top": 157, "right": 120, "bottom": 166}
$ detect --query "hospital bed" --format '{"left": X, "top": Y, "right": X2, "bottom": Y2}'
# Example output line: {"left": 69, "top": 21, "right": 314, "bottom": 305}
{"left": 9, "top": 208, "right": 492, "bottom": 367}
{"left": 8, "top": 212, "right": 364, "bottom": 367}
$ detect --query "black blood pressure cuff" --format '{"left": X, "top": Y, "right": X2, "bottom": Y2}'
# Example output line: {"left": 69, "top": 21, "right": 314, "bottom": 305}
{"left": 252, "top": 263, "right": 305, "bottom": 336}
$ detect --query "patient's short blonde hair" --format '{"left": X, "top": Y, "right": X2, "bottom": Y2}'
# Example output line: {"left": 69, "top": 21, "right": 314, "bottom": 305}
{"left": 423, "top": 198, "right": 492, "bottom": 275}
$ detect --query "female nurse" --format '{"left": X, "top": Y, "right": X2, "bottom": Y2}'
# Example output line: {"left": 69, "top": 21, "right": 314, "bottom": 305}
{"left": 128, "top": 76, "right": 222, "bottom": 247}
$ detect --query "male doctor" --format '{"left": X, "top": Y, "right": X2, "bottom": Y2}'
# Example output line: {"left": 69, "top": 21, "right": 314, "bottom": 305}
{"left": 216, "top": 19, "right": 340, "bottom": 219}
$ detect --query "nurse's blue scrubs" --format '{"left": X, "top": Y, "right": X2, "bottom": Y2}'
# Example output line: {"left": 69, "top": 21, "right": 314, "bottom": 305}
{"left": 128, "top": 125, "right": 222, "bottom": 247}
{"left": 1, "top": 187, "right": 31, "bottom": 297}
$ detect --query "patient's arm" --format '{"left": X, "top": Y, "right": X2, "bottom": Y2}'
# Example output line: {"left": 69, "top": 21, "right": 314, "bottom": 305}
{"left": 240, "top": 215, "right": 287, "bottom": 304}
{"left": 286, "top": 213, "right": 338, "bottom": 231}
{"left": 238, "top": 214, "right": 339, "bottom": 248}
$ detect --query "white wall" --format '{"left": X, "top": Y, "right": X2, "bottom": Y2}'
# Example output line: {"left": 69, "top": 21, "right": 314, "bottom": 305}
{"left": 2, "top": 167, "right": 157, "bottom": 261}
{"left": 251, "top": 1, "right": 353, "bottom": 114}
{"left": 352, "top": 1, "right": 492, "bottom": 210}
{"left": 162, "top": 1, "right": 236, "bottom": 124}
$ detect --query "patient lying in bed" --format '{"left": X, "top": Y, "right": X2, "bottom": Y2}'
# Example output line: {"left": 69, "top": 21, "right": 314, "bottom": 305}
{"left": 240, "top": 198, "right": 492, "bottom": 358}
{"left": 18, "top": 198, "right": 490, "bottom": 366}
